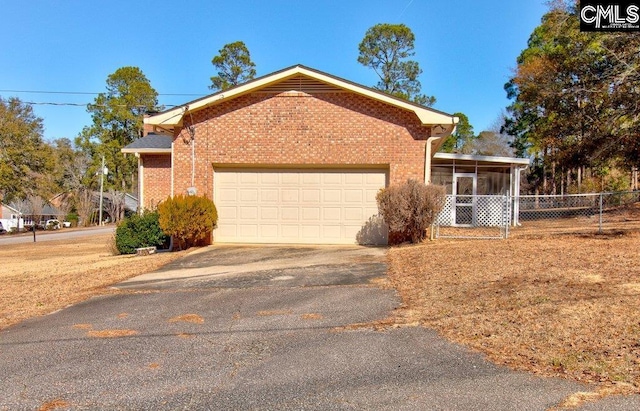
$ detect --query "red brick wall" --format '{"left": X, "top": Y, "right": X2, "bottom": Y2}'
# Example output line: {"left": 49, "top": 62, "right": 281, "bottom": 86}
{"left": 171, "top": 91, "right": 430, "bottom": 196}
{"left": 142, "top": 154, "right": 171, "bottom": 209}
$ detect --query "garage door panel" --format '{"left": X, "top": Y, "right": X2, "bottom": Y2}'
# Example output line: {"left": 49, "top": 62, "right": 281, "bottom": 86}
{"left": 303, "top": 173, "right": 321, "bottom": 184}
{"left": 216, "top": 225, "right": 237, "bottom": 238}
{"left": 239, "top": 206, "right": 258, "bottom": 220}
{"left": 240, "top": 189, "right": 258, "bottom": 202}
{"left": 323, "top": 190, "right": 341, "bottom": 203}
{"left": 344, "top": 225, "right": 362, "bottom": 236}
{"left": 344, "top": 190, "right": 363, "bottom": 203}
{"left": 344, "top": 174, "right": 364, "bottom": 184}
{"left": 281, "top": 225, "right": 300, "bottom": 238}
{"left": 214, "top": 169, "right": 388, "bottom": 244}
{"left": 281, "top": 207, "right": 299, "bottom": 221}
{"left": 302, "top": 189, "right": 321, "bottom": 202}
{"left": 240, "top": 173, "right": 259, "bottom": 184}
{"left": 261, "top": 173, "right": 279, "bottom": 184}
{"left": 302, "top": 207, "right": 320, "bottom": 220}
{"left": 322, "top": 225, "right": 341, "bottom": 239}
{"left": 281, "top": 189, "right": 299, "bottom": 202}
{"left": 367, "top": 173, "right": 386, "bottom": 185}
{"left": 261, "top": 207, "right": 278, "bottom": 220}
{"left": 344, "top": 208, "right": 363, "bottom": 222}
{"left": 260, "top": 225, "right": 279, "bottom": 237}
{"left": 218, "top": 206, "right": 237, "bottom": 219}
{"left": 323, "top": 207, "right": 341, "bottom": 221}
{"left": 322, "top": 173, "right": 342, "bottom": 184}
{"left": 301, "top": 225, "right": 321, "bottom": 239}
{"left": 365, "top": 189, "right": 379, "bottom": 202}
{"left": 281, "top": 174, "right": 300, "bottom": 184}
{"left": 261, "top": 189, "right": 279, "bottom": 202}
{"left": 218, "top": 188, "right": 237, "bottom": 201}
{"left": 239, "top": 225, "right": 258, "bottom": 237}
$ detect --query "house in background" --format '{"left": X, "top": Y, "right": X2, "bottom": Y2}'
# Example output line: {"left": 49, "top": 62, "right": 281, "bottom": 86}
{"left": 49, "top": 191, "right": 138, "bottom": 224}
{"left": 0, "top": 203, "right": 24, "bottom": 232}
{"left": 123, "top": 64, "right": 527, "bottom": 245}
{"left": 0, "top": 202, "right": 63, "bottom": 230}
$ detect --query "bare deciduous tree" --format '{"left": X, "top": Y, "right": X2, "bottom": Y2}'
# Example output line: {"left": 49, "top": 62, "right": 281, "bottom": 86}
{"left": 75, "top": 189, "right": 96, "bottom": 227}
{"left": 106, "top": 189, "right": 126, "bottom": 223}
{"left": 27, "top": 194, "right": 45, "bottom": 227}
{"left": 56, "top": 194, "right": 73, "bottom": 222}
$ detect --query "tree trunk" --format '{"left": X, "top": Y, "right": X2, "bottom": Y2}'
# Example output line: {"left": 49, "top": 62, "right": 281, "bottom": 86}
{"left": 551, "top": 159, "right": 557, "bottom": 195}
{"left": 578, "top": 167, "right": 582, "bottom": 192}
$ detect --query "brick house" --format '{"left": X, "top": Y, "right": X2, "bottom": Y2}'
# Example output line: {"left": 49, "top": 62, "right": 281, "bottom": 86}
{"left": 123, "top": 65, "right": 459, "bottom": 245}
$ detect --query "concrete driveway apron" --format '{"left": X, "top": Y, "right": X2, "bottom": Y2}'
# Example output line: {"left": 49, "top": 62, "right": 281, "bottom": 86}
{"left": 2, "top": 245, "right": 635, "bottom": 410}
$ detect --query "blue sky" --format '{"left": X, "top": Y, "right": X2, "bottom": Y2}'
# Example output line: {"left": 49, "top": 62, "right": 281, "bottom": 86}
{"left": 1, "top": 1, "right": 547, "bottom": 142}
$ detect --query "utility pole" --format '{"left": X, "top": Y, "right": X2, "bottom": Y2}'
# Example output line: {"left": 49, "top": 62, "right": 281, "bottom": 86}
{"left": 98, "top": 156, "right": 107, "bottom": 226}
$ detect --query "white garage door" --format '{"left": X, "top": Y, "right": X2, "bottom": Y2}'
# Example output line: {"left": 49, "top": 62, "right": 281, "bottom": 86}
{"left": 214, "top": 169, "right": 387, "bottom": 245}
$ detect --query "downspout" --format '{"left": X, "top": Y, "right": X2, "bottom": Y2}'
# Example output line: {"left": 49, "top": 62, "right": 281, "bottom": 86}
{"left": 186, "top": 106, "right": 197, "bottom": 194}
{"left": 191, "top": 132, "right": 196, "bottom": 188}
{"left": 171, "top": 140, "right": 175, "bottom": 198}
{"left": 136, "top": 153, "right": 143, "bottom": 212}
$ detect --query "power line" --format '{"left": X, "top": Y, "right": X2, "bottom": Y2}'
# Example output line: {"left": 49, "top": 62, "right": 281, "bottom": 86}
{"left": 25, "top": 102, "right": 87, "bottom": 107}
{"left": 0, "top": 89, "right": 206, "bottom": 97}
{"left": 24, "top": 101, "right": 179, "bottom": 108}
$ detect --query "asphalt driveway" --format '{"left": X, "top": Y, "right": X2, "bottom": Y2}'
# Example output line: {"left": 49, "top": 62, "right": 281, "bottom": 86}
{"left": 1, "top": 245, "right": 638, "bottom": 410}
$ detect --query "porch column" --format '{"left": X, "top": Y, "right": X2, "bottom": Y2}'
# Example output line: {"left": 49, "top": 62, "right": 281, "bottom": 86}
{"left": 424, "top": 137, "right": 439, "bottom": 184}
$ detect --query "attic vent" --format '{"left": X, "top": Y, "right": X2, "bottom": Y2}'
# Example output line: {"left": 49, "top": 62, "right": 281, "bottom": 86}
{"left": 259, "top": 75, "right": 344, "bottom": 94}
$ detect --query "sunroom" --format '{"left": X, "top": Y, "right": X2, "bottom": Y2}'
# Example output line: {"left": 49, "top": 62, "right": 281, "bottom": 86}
{"left": 430, "top": 152, "right": 530, "bottom": 227}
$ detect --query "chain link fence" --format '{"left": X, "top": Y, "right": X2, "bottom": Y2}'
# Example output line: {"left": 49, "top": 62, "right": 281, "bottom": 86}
{"left": 433, "top": 191, "right": 640, "bottom": 239}
{"left": 513, "top": 191, "right": 640, "bottom": 237}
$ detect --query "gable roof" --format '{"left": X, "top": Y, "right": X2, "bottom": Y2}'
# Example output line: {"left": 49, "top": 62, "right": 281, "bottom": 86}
{"left": 145, "top": 65, "right": 458, "bottom": 138}
{"left": 1, "top": 202, "right": 20, "bottom": 215}
{"left": 121, "top": 133, "right": 172, "bottom": 154}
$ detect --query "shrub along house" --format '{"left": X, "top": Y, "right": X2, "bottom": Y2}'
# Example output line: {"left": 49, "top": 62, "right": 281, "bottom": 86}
{"left": 122, "top": 65, "right": 526, "bottom": 245}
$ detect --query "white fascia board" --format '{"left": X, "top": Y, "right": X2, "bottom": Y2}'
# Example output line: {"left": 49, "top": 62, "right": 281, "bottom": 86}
{"left": 433, "top": 152, "right": 531, "bottom": 165}
{"left": 145, "top": 66, "right": 459, "bottom": 130}
{"left": 121, "top": 148, "right": 172, "bottom": 154}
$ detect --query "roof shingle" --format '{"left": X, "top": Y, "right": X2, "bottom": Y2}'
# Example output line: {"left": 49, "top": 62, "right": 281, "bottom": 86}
{"left": 122, "top": 133, "right": 172, "bottom": 153}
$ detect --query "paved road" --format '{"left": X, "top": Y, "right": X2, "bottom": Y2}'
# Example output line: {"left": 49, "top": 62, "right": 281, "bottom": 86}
{"left": 0, "top": 226, "right": 115, "bottom": 245}
{"left": 1, "top": 245, "right": 639, "bottom": 410}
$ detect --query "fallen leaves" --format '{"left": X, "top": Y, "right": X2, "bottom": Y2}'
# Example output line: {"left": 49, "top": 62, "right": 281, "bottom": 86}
{"left": 38, "top": 399, "right": 69, "bottom": 411}
{"left": 168, "top": 314, "right": 204, "bottom": 324}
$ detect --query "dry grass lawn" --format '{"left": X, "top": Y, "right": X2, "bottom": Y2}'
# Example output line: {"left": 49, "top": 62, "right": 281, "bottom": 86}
{"left": 0, "top": 232, "right": 185, "bottom": 330}
{"left": 387, "top": 229, "right": 640, "bottom": 400}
